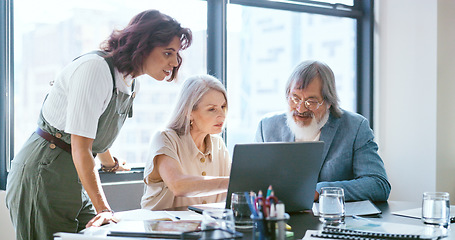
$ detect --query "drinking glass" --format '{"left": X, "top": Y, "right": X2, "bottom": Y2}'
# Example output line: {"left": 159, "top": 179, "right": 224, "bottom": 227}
{"left": 201, "top": 209, "right": 236, "bottom": 232}
{"left": 318, "top": 187, "right": 345, "bottom": 225}
{"left": 231, "top": 192, "right": 255, "bottom": 229}
{"left": 422, "top": 192, "right": 450, "bottom": 227}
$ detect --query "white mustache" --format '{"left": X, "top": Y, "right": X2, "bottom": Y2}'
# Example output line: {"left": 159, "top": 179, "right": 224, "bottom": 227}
{"left": 293, "top": 111, "right": 313, "bottom": 118}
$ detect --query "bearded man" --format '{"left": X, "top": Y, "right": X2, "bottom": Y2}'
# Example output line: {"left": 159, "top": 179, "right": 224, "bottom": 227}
{"left": 255, "top": 60, "right": 391, "bottom": 202}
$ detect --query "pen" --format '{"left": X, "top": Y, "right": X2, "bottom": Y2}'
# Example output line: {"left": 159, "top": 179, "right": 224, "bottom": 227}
{"left": 266, "top": 185, "right": 273, "bottom": 198}
{"left": 257, "top": 190, "right": 266, "bottom": 217}
{"left": 164, "top": 211, "right": 181, "bottom": 220}
{"left": 245, "top": 191, "right": 258, "bottom": 217}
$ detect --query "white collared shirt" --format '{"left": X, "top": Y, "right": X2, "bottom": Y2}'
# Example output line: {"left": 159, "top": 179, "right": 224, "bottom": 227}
{"left": 42, "top": 54, "right": 139, "bottom": 139}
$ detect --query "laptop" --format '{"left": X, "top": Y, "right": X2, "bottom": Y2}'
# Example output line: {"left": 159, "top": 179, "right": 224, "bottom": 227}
{"left": 225, "top": 141, "right": 324, "bottom": 212}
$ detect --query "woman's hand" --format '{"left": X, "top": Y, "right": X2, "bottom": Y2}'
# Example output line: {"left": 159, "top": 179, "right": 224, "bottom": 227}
{"left": 116, "top": 158, "right": 130, "bottom": 172}
{"left": 85, "top": 211, "right": 119, "bottom": 228}
{"left": 98, "top": 150, "right": 131, "bottom": 172}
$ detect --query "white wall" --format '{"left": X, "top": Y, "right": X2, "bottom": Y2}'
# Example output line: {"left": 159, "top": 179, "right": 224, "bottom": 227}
{"left": 376, "top": 0, "right": 455, "bottom": 201}
{"left": 436, "top": 0, "right": 455, "bottom": 199}
{"left": 0, "top": 190, "right": 16, "bottom": 240}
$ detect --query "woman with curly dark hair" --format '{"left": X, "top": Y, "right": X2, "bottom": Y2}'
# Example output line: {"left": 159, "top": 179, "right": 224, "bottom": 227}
{"left": 6, "top": 9, "right": 192, "bottom": 240}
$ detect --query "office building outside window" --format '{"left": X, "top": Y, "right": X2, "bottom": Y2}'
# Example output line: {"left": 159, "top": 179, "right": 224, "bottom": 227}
{"left": 226, "top": 5, "right": 356, "bottom": 152}
{"left": 12, "top": 0, "right": 207, "bottom": 167}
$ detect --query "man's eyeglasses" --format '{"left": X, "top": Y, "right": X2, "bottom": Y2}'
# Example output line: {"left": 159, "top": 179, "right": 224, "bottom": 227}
{"left": 289, "top": 95, "right": 324, "bottom": 111}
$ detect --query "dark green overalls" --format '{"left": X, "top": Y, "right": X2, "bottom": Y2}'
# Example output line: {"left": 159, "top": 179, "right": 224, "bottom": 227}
{"left": 6, "top": 53, "right": 135, "bottom": 240}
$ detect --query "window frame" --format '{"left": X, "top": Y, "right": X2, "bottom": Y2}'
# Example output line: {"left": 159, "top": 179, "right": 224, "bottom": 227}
{"left": 1, "top": 0, "right": 13, "bottom": 190}
{"left": 0, "top": 0, "right": 374, "bottom": 189}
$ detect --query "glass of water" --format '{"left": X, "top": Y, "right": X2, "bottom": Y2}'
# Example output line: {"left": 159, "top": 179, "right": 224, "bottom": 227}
{"left": 422, "top": 192, "right": 450, "bottom": 227}
{"left": 319, "top": 187, "right": 345, "bottom": 225}
{"left": 201, "top": 209, "right": 236, "bottom": 232}
{"left": 231, "top": 192, "right": 255, "bottom": 229}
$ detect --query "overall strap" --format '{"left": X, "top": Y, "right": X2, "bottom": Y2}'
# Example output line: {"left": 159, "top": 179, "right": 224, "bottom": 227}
{"left": 73, "top": 50, "right": 116, "bottom": 88}
{"left": 88, "top": 50, "right": 116, "bottom": 88}
{"left": 87, "top": 51, "right": 133, "bottom": 118}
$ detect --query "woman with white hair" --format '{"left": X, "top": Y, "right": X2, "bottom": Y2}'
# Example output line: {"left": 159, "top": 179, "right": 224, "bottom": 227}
{"left": 141, "top": 74, "right": 230, "bottom": 210}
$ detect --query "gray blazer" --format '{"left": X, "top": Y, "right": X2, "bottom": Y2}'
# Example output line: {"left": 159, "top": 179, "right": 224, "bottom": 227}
{"left": 255, "top": 109, "right": 391, "bottom": 202}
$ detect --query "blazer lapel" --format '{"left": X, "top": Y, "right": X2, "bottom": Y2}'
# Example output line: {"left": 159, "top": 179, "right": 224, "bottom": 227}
{"left": 320, "top": 112, "right": 340, "bottom": 161}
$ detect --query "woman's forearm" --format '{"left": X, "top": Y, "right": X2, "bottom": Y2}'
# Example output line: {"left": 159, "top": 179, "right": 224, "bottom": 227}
{"left": 170, "top": 175, "right": 229, "bottom": 197}
{"left": 71, "top": 135, "right": 111, "bottom": 213}
{"left": 154, "top": 154, "right": 230, "bottom": 198}
{"left": 97, "top": 150, "right": 116, "bottom": 168}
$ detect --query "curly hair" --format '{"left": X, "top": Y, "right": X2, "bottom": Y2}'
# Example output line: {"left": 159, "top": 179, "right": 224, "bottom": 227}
{"left": 100, "top": 10, "right": 192, "bottom": 80}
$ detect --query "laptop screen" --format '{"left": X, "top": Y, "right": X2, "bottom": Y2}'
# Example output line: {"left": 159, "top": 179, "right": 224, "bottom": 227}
{"left": 225, "top": 141, "right": 324, "bottom": 212}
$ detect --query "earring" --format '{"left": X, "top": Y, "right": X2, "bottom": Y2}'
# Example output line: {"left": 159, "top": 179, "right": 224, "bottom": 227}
{"left": 190, "top": 120, "right": 193, "bottom": 126}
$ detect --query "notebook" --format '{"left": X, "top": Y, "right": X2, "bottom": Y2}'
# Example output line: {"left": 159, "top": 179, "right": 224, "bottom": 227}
{"left": 225, "top": 141, "right": 324, "bottom": 212}
{"left": 305, "top": 225, "right": 438, "bottom": 240}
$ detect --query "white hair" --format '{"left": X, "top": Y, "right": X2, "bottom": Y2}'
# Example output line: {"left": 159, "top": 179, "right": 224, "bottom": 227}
{"left": 285, "top": 60, "right": 342, "bottom": 118}
{"left": 167, "top": 74, "right": 227, "bottom": 136}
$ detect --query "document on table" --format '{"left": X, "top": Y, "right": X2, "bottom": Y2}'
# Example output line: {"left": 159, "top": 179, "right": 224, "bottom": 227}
{"left": 74, "top": 209, "right": 203, "bottom": 238}
{"left": 115, "top": 209, "right": 203, "bottom": 221}
{"left": 391, "top": 205, "right": 455, "bottom": 219}
{"left": 312, "top": 200, "right": 381, "bottom": 217}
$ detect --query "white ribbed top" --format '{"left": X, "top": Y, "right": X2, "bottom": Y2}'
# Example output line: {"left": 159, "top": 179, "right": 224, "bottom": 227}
{"left": 42, "top": 54, "right": 136, "bottom": 139}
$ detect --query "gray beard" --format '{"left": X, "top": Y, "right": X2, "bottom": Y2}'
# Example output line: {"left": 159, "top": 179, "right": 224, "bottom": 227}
{"left": 286, "top": 109, "right": 329, "bottom": 141}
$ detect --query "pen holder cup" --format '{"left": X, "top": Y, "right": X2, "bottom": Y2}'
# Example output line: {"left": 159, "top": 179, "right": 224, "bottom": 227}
{"left": 251, "top": 213, "right": 290, "bottom": 240}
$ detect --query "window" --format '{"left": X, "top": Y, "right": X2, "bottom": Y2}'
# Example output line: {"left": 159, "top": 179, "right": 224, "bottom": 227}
{"left": 226, "top": 4, "right": 357, "bottom": 151}
{"left": 12, "top": 0, "right": 207, "bottom": 168}
{"left": 1, "top": 0, "right": 373, "bottom": 189}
